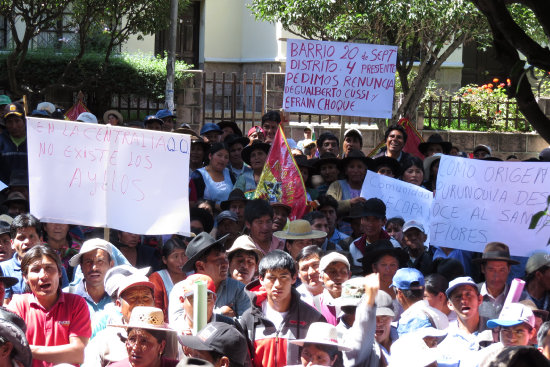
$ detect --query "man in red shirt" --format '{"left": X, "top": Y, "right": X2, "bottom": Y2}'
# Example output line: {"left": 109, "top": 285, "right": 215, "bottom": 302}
{"left": 8, "top": 245, "right": 91, "bottom": 367}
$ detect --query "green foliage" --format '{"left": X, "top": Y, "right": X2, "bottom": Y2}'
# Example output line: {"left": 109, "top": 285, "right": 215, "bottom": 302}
{"left": 0, "top": 51, "right": 190, "bottom": 99}
{"left": 529, "top": 195, "right": 550, "bottom": 246}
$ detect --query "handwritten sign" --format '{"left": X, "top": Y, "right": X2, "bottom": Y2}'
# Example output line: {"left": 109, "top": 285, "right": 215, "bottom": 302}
{"left": 283, "top": 39, "right": 397, "bottom": 118}
{"left": 27, "top": 117, "right": 191, "bottom": 235}
{"left": 361, "top": 171, "right": 433, "bottom": 228}
{"left": 430, "top": 156, "right": 550, "bottom": 256}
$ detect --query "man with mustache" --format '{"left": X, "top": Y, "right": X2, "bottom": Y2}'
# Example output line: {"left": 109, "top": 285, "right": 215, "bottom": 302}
{"left": 64, "top": 239, "right": 115, "bottom": 321}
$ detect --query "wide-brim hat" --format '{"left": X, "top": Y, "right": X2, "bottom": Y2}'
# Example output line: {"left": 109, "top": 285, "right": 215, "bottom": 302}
{"left": 0, "top": 310, "right": 32, "bottom": 367}
{"left": 361, "top": 239, "right": 408, "bottom": 274}
{"left": 218, "top": 121, "right": 243, "bottom": 137}
{"left": 294, "top": 155, "right": 316, "bottom": 171}
{"left": 4, "top": 191, "right": 28, "bottom": 205}
{"left": 68, "top": 238, "right": 114, "bottom": 267}
{"left": 241, "top": 142, "right": 270, "bottom": 166}
{"left": 344, "top": 202, "right": 367, "bottom": 221}
{"left": 271, "top": 202, "right": 292, "bottom": 214}
{"left": 174, "top": 126, "right": 200, "bottom": 138}
{"left": 372, "top": 156, "right": 401, "bottom": 177}
{"left": 103, "top": 109, "right": 124, "bottom": 124}
{"left": 273, "top": 219, "right": 326, "bottom": 240}
{"left": 312, "top": 152, "right": 340, "bottom": 171}
{"left": 110, "top": 306, "right": 175, "bottom": 332}
{"left": 418, "top": 133, "right": 452, "bottom": 155}
{"left": 341, "top": 150, "right": 373, "bottom": 170}
{"left": 0, "top": 275, "right": 18, "bottom": 288}
{"left": 220, "top": 189, "right": 248, "bottom": 211}
{"left": 472, "top": 241, "right": 519, "bottom": 265}
{"left": 224, "top": 134, "right": 249, "bottom": 148}
{"left": 227, "top": 235, "right": 263, "bottom": 258}
{"left": 144, "top": 115, "right": 164, "bottom": 126}
{"left": 182, "top": 232, "right": 229, "bottom": 272}
{"left": 290, "top": 322, "right": 351, "bottom": 351}
{"left": 423, "top": 153, "right": 443, "bottom": 181}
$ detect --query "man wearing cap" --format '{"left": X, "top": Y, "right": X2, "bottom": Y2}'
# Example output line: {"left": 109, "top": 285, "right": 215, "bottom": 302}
{"left": 179, "top": 322, "right": 249, "bottom": 367}
{"left": 318, "top": 252, "right": 351, "bottom": 325}
{"left": 214, "top": 210, "right": 240, "bottom": 246}
{"left": 155, "top": 109, "right": 176, "bottom": 131}
{"left": 179, "top": 232, "right": 250, "bottom": 318}
{"left": 524, "top": 252, "right": 550, "bottom": 313}
{"left": 391, "top": 268, "right": 448, "bottom": 337}
{"left": 220, "top": 189, "right": 248, "bottom": 232}
{"left": 342, "top": 128, "right": 362, "bottom": 157}
{"left": 0, "top": 102, "right": 28, "bottom": 183}
{"left": 0, "top": 217, "right": 14, "bottom": 262}
{"left": 200, "top": 123, "right": 223, "bottom": 144}
{"left": 437, "top": 276, "right": 492, "bottom": 366}
{"left": 168, "top": 274, "right": 238, "bottom": 335}
{"left": 227, "top": 235, "right": 262, "bottom": 285}
{"left": 240, "top": 250, "right": 324, "bottom": 367}
{"left": 64, "top": 239, "right": 115, "bottom": 321}
{"left": 475, "top": 242, "right": 523, "bottom": 321}
{"left": 473, "top": 144, "right": 492, "bottom": 159}
{"left": 349, "top": 198, "right": 400, "bottom": 272}
{"left": 402, "top": 220, "right": 433, "bottom": 275}
{"left": 83, "top": 269, "right": 158, "bottom": 366}
{"left": 247, "top": 126, "right": 265, "bottom": 144}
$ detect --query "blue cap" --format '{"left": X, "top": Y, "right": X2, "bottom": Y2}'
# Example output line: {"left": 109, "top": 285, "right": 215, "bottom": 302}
{"left": 200, "top": 123, "right": 222, "bottom": 135}
{"left": 487, "top": 303, "right": 535, "bottom": 329}
{"left": 445, "top": 276, "right": 477, "bottom": 298}
{"left": 155, "top": 109, "right": 176, "bottom": 119}
{"left": 31, "top": 109, "right": 50, "bottom": 117}
{"left": 390, "top": 268, "right": 424, "bottom": 290}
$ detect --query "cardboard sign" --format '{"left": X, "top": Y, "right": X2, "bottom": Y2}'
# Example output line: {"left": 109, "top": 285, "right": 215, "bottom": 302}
{"left": 283, "top": 39, "right": 397, "bottom": 118}
{"left": 27, "top": 117, "right": 190, "bottom": 235}
{"left": 430, "top": 156, "right": 550, "bottom": 256}
{"left": 361, "top": 171, "right": 433, "bottom": 227}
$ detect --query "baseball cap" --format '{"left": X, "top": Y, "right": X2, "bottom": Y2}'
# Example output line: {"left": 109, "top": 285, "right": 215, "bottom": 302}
{"left": 217, "top": 210, "right": 238, "bottom": 223}
{"left": 117, "top": 272, "right": 155, "bottom": 298}
{"left": 3, "top": 102, "right": 25, "bottom": 119}
{"left": 180, "top": 274, "right": 216, "bottom": 297}
{"left": 68, "top": 238, "right": 114, "bottom": 267}
{"left": 363, "top": 198, "right": 386, "bottom": 219}
{"left": 391, "top": 268, "right": 424, "bottom": 290}
{"left": 200, "top": 123, "right": 222, "bottom": 135}
{"left": 525, "top": 252, "right": 550, "bottom": 275}
{"left": 0, "top": 95, "right": 11, "bottom": 105}
{"left": 445, "top": 276, "right": 478, "bottom": 298}
{"left": 319, "top": 252, "right": 350, "bottom": 273}
{"left": 402, "top": 220, "right": 426, "bottom": 234}
{"left": 156, "top": 109, "right": 176, "bottom": 119}
{"left": 104, "top": 265, "right": 150, "bottom": 297}
{"left": 344, "top": 128, "right": 363, "bottom": 145}
{"left": 0, "top": 219, "right": 11, "bottom": 235}
{"left": 336, "top": 277, "right": 365, "bottom": 308}
{"left": 375, "top": 290, "right": 395, "bottom": 317}
{"left": 36, "top": 102, "right": 56, "bottom": 114}
{"left": 247, "top": 126, "right": 264, "bottom": 137}
{"left": 30, "top": 110, "right": 49, "bottom": 117}
{"left": 144, "top": 115, "right": 164, "bottom": 126}
{"left": 487, "top": 302, "right": 535, "bottom": 329}
{"left": 76, "top": 112, "right": 98, "bottom": 124}
{"left": 178, "top": 322, "right": 248, "bottom": 367}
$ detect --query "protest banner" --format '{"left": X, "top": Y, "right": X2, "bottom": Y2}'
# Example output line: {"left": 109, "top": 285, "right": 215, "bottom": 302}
{"left": 430, "top": 155, "right": 550, "bottom": 256}
{"left": 283, "top": 39, "right": 398, "bottom": 118}
{"left": 26, "top": 117, "right": 191, "bottom": 235}
{"left": 254, "top": 125, "right": 309, "bottom": 220}
{"left": 360, "top": 171, "right": 433, "bottom": 227}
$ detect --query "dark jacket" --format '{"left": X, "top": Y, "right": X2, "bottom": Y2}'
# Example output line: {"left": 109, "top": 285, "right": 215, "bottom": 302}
{"left": 239, "top": 287, "right": 325, "bottom": 367}
{"left": 0, "top": 131, "right": 27, "bottom": 182}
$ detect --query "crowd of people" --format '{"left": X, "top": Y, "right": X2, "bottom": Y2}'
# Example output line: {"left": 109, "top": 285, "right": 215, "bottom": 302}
{"left": 1, "top": 95, "right": 550, "bottom": 367}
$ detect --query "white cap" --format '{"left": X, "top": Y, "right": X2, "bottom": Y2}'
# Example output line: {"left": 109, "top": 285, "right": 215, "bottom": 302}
{"left": 117, "top": 273, "right": 155, "bottom": 298}
{"left": 76, "top": 112, "right": 98, "bottom": 124}
{"left": 487, "top": 302, "right": 535, "bottom": 329}
{"left": 319, "top": 252, "right": 350, "bottom": 273}
{"left": 68, "top": 238, "right": 114, "bottom": 267}
{"left": 104, "top": 265, "right": 150, "bottom": 297}
{"left": 36, "top": 102, "right": 56, "bottom": 114}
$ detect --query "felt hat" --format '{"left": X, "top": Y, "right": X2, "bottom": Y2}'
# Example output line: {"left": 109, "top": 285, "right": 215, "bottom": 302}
{"left": 423, "top": 153, "right": 443, "bottom": 181}
{"left": 418, "top": 134, "right": 452, "bottom": 155}
{"left": 0, "top": 309, "right": 32, "bottom": 367}
{"left": 103, "top": 109, "right": 124, "bottom": 124}
{"left": 144, "top": 115, "right": 164, "bottom": 126}
{"left": 290, "top": 322, "right": 351, "bottom": 351}
{"left": 241, "top": 141, "right": 270, "bottom": 166}
{"left": 343, "top": 202, "right": 368, "bottom": 221}
{"left": 182, "top": 232, "right": 228, "bottom": 272}
{"left": 363, "top": 198, "right": 386, "bottom": 219}
{"left": 218, "top": 121, "right": 243, "bottom": 137}
{"left": 312, "top": 152, "right": 340, "bottom": 171}
{"left": 175, "top": 126, "right": 200, "bottom": 138}
{"left": 341, "top": 149, "right": 373, "bottom": 170}
{"left": 472, "top": 242, "right": 519, "bottom": 265}
{"left": 224, "top": 134, "right": 249, "bottom": 149}
{"left": 220, "top": 189, "right": 248, "bottom": 211}
{"left": 371, "top": 156, "right": 401, "bottom": 177}
{"left": 110, "top": 306, "right": 175, "bottom": 332}
{"left": 473, "top": 144, "right": 492, "bottom": 156}
{"left": 4, "top": 191, "right": 28, "bottom": 205}
{"left": 361, "top": 239, "right": 407, "bottom": 275}
{"left": 227, "top": 235, "right": 263, "bottom": 258}
{"left": 273, "top": 219, "right": 326, "bottom": 240}
{"left": 270, "top": 202, "right": 292, "bottom": 214}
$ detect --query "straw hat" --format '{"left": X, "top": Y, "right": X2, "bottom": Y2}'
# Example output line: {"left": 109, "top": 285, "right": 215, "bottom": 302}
{"left": 273, "top": 219, "right": 326, "bottom": 240}
{"left": 103, "top": 109, "right": 124, "bottom": 124}
{"left": 110, "top": 306, "right": 175, "bottom": 333}
{"left": 290, "top": 322, "right": 351, "bottom": 351}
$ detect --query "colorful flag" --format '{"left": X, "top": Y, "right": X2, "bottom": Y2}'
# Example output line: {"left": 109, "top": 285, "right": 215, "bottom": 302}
{"left": 254, "top": 125, "right": 309, "bottom": 220}
{"left": 367, "top": 118, "right": 425, "bottom": 159}
{"left": 64, "top": 100, "right": 90, "bottom": 121}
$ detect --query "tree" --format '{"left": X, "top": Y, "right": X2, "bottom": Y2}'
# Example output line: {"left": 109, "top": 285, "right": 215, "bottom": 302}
{"left": 249, "top": 0, "right": 488, "bottom": 127}
{"left": 471, "top": 0, "right": 550, "bottom": 143}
